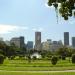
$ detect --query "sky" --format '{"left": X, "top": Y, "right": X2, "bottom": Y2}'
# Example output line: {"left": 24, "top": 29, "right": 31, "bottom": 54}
{"left": 0, "top": 0, "right": 75, "bottom": 45}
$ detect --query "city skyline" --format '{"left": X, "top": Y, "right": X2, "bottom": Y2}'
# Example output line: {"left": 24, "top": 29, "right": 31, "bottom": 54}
{"left": 1, "top": 31, "right": 75, "bottom": 46}
{"left": 0, "top": 0, "right": 75, "bottom": 45}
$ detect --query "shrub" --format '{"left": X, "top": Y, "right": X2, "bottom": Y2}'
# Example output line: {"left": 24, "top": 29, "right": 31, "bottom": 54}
{"left": 51, "top": 56, "right": 58, "bottom": 65}
{"left": 72, "top": 54, "right": 75, "bottom": 63}
{"left": 28, "top": 55, "right": 31, "bottom": 63}
{"left": 0, "top": 54, "right": 5, "bottom": 64}
{"left": 61, "top": 55, "right": 66, "bottom": 60}
{"left": 33, "top": 56, "right": 37, "bottom": 60}
{"left": 59, "top": 55, "right": 61, "bottom": 59}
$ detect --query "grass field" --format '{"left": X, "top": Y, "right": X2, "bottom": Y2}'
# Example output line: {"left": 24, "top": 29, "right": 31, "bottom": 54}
{"left": 0, "top": 58, "right": 75, "bottom": 71}
{"left": 0, "top": 59, "right": 75, "bottom": 75}
{"left": 3, "top": 58, "right": 75, "bottom": 67}
{"left": 0, "top": 71, "right": 75, "bottom": 75}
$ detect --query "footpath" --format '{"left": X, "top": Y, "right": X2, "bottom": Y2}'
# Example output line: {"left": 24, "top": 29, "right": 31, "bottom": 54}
{"left": 0, "top": 70, "right": 75, "bottom": 72}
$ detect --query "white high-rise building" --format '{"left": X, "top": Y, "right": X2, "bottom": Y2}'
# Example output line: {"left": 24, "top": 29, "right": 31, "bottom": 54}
{"left": 42, "top": 40, "right": 63, "bottom": 52}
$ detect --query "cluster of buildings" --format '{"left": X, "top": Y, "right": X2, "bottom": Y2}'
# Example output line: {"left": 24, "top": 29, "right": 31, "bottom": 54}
{"left": 34, "top": 32, "right": 63, "bottom": 51}
{"left": 0, "top": 32, "right": 75, "bottom": 51}
{"left": 64, "top": 32, "right": 75, "bottom": 49}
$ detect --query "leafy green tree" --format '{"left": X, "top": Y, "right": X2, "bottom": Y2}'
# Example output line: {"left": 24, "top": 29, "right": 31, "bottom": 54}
{"left": 33, "top": 56, "right": 37, "bottom": 61}
{"left": 40, "top": 50, "right": 52, "bottom": 59}
{"left": 18, "top": 47, "right": 27, "bottom": 57}
{"left": 0, "top": 41, "right": 7, "bottom": 56}
{"left": 72, "top": 54, "right": 75, "bottom": 63}
{"left": 0, "top": 54, "right": 5, "bottom": 64}
{"left": 6, "top": 45, "right": 16, "bottom": 59}
{"left": 0, "top": 49, "right": 5, "bottom": 64}
{"left": 27, "top": 55, "right": 31, "bottom": 63}
{"left": 51, "top": 56, "right": 58, "bottom": 65}
{"left": 39, "top": 50, "right": 46, "bottom": 58}
{"left": 56, "top": 47, "right": 67, "bottom": 60}
{"left": 56, "top": 46, "right": 73, "bottom": 61}
{"left": 48, "top": 0, "right": 75, "bottom": 20}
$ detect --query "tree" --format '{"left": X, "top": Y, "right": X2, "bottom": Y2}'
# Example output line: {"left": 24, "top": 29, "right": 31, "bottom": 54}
{"left": 56, "top": 47, "right": 67, "bottom": 60}
{"left": 0, "top": 41, "right": 6, "bottom": 64}
{"left": 0, "top": 54, "right": 5, "bottom": 64}
{"left": 40, "top": 50, "right": 47, "bottom": 58}
{"left": 19, "top": 47, "right": 27, "bottom": 57}
{"left": 27, "top": 55, "right": 31, "bottom": 63}
{"left": 72, "top": 54, "right": 75, "bottom": 63}
{"left": 57, "top": 47, "right": 68, "bottom": 60}
{"left": 33, "top": 56, "right": 37, "bottom": 61}
{"left": 6, "top": 45, "right": 16, "bottom": 59}
{"left": 0, "top": 41, "right": 7, "bottom": 56}
{"left": 56, "top": 46, "right": 73, "bottom": 61}
{"left": 48, "top": 0, "right": 75, "bottom": 20}
{"left": 51, "top": 56, "right": 58, "bottom": 65}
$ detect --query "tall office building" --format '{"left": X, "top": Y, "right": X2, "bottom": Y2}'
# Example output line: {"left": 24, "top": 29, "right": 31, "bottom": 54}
{"left": 27, "top": 41, "right": 33, "bottom": 50}
{"left": 20, "top": 36, "right": 25, "bottom": 48}
{"left": 10, "top": 36, "right": 25, "bottom": 48}
{"left": 72, "top": 37, "right": 75, "bottom": 48}
{"left": 35, "top": 32, "right": 41, "bottom": 50}
{"left": 64, "top": 32, "right": 69, "bottom": 46}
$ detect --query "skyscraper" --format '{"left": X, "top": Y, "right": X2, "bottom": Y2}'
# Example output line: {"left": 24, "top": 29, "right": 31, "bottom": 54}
{"left": 10, "top": 36, "right": 25, "bottom": 48}
{"left": 64, "top": 32, "right": 69, "bottom": 46}
{"left": 20, "top": 36, "right": 25, "bottom": 48}
{"left": 35, "top": 32, "right": 41, "bottom": 50}
{"left": 27, "top": 41, "right": 33, "bottom": 50}
{"left": 72, "top": 37, "right": 75, "bottom": 48}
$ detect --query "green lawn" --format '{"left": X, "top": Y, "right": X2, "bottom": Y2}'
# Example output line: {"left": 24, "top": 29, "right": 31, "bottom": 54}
{"left": 3, "top": 58, "right": 75, "bottom": 67}
{"left": 0, "top": 59, "right": 75, "bottom": 75}
{"left": 0, "top": 58, "right": 75, "bottom": 71}
{"left": 0, "top": 71, "right": 75, "bottom": 75}
{"left": 0, "top": 66, "right": 75, "bottom": 71}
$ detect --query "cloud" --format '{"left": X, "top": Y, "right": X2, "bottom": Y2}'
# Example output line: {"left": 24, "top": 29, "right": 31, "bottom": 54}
{"left": 14, "top": 26, "right": 29, "bottom": 31}
{"left": 68, "top": 20, "right": 75, "bottom": 25}
{"left": 32, "top": 27, "right": 44, "bottom": 32}
{"left": 58, "top": 19, "right": 75, "bottom": 25}
{"left": 0, "top": 24, "right": 28, "bottom": 34}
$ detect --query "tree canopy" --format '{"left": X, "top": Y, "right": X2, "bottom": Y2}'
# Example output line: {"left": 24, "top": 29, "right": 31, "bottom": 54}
{"left": 48, "top": 0, "right": 75, "bottom": 20}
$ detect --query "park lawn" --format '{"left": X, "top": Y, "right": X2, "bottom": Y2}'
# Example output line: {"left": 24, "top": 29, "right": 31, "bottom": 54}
{"left": 0, "top": 59, "right": 75, "bottom": 71}
{"left": 0, "top": 71, "right": 75, "bottom": 75}
{"left": 0, "top": 66, "right": 75, "bottom": 71}
{"left": 3, "top": 58, "right": 75, "bottom": 67}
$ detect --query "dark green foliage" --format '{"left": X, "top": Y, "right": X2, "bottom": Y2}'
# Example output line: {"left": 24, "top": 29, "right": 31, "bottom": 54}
{"left": 33, "top": 56, "right": 37, "bottom": 61}
{"left": 40, "top": 50, "right": 52, "bottom": 59}
{"left": 48, "top": 0, "right": 75, "bottom": 20}
{"left": 51, "top": 56, "right": 58, "bottom": 65}
{"left": 61, "top": 55, "right": 66, "bottom": 60}
{"left": 72, "top": 54, "right": 75, "bottom": 63}
{"left": 56, "top": 47, "right": 72, "bottom": 61}
{"left": 0, "top": 54, "right": 5, "bottom": 64}
{"left": 28, "top": 55, "right": 31, "bottom": 63}
{"left": 6, "top": 46, "right": 16, "bottom": 58}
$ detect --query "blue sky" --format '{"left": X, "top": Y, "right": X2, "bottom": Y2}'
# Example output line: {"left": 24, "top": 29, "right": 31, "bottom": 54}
{"left": 0, "top": 0, "right": 75, "bottom": 45}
